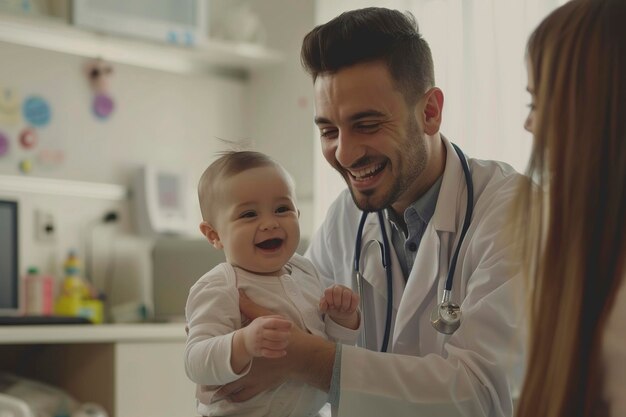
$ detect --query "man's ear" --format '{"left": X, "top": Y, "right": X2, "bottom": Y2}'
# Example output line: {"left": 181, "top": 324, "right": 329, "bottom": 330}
{"left": 420, "top": 87, "right": 444, "bottom": 136}
{"left": 199, "top": 221, "right": 223, "bottom": 250}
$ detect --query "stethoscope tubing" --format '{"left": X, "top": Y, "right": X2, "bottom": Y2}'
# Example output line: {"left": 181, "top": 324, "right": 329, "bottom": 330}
{"left": 445, "top": 143, "right": 474, "bottom": 292}
{"left": 353, "top": 142, "right": 474, "bottom": 352}
{"left": 377, "top": 211, "right": 393, "bottom": 352}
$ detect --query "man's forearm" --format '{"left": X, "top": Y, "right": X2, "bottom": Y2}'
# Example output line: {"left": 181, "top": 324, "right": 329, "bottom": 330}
{"left": 290, "top": 331, "right": 336, "bottom": 392}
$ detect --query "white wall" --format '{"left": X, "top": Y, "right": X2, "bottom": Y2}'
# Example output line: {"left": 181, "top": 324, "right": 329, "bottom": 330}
{"left": 0, "top": 43, "right": 247, "bottom": 184}
{"left": 0, "top": 2, "right": 319, "bottom": 291}
{"left": 247, "top": 0, "right": 316, "bottom": 237}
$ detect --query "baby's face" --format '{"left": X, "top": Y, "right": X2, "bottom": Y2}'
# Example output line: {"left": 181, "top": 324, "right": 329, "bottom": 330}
{"left": 211, "top": 165, "right": 300, "bottom": 275}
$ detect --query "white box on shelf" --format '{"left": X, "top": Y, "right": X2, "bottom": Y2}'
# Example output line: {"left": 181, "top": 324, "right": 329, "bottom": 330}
{"left": 72, "top": 0, "right": 208, "bottom": 47}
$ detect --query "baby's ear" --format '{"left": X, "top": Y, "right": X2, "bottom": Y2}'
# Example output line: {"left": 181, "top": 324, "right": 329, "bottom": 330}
{"left": 199, "top": 221, "right": 223, "bottom": 250}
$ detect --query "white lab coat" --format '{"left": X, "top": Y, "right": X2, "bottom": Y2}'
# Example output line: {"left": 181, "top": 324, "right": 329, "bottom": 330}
{"left": 307, "top": 138, "right": 526, "bottom": 417}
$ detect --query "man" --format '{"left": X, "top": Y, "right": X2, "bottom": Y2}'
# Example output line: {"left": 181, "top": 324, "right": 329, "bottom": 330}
{"left": 219, "top": 8, "right": 525, "bottom": 416}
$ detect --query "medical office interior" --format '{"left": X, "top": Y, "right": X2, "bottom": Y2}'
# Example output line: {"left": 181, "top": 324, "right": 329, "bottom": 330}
{"left": 0, "top": 0, "right": 566, "bottom": 416}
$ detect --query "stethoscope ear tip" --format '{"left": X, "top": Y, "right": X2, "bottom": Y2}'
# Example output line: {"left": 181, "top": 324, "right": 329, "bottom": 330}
{"left": 430, "top": 302, "right": 462, "bottom": 335}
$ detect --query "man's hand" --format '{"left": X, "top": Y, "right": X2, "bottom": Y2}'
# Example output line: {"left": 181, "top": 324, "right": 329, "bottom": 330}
{"left": 218, "top": 291, "right": 297, "bottom": 402}
{"left": 216, "top": 355, "right": 291, "bottom": 402}
{"left": 216, "top": 290, "right": 336, "bottom": 402}
{"left": 319, "top": 284, "right": 360, "bottom": 329}
{"left": 238, "top": 288, "right": 275, "bottom": 319}
{"left": 242, "top": 315, "right": 292, "bottom": 358}
{"left": 230, "top": 315, "right": 291, "bottom": 374}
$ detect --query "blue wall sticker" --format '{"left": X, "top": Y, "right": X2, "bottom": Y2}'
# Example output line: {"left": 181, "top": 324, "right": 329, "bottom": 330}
{"left": 23, "top": 96, "right": 51, "bottom": 127}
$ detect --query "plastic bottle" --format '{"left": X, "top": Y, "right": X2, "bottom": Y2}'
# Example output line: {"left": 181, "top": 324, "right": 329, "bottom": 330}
{"left": 55, "top": 250, "right": 103, "bottom": 323}
{"left": 61, "top": 250, "right": 88, "bottom": 299}
{"left": 23, "top": 266, "right": 54, "bottom": 315}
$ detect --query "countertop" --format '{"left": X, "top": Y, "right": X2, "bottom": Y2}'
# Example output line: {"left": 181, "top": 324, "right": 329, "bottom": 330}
{"left": 0, "top": 322, "right": 187, "bottom": 344}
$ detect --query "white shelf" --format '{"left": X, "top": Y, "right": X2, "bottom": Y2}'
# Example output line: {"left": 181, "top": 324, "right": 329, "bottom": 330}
{"left": 0, "top": 14, "right": 283, "bottom": 76}
{"left": 0, "top": 174, "right": 127, "bottom": 200}
{"left": 0, "top": 323, "right": 186, "bottom": 344}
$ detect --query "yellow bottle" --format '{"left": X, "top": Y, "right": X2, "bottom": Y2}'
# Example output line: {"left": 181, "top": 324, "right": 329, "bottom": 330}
{"left": 55, "top": 250, "right": 103, "bottom": 324}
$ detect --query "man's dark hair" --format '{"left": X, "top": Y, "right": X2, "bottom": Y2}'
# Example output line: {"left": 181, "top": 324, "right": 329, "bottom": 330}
{"left": 301, "top": 7, "right": 435, "bottom": 104}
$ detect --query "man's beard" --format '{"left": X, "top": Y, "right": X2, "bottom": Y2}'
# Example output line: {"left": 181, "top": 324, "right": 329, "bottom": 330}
{"left": 346, "top": 172, "right": 400, "bottom": 212}
{"left": 343, "top": 117, "right": 427, "bottom": 213}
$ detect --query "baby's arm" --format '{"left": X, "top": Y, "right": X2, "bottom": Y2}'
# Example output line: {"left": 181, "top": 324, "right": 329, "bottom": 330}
{"left": 231, "top": 315, "right": 292, "bottom": 373}
{"left": 319, "top": 284, "right": 360, "bottom": 330}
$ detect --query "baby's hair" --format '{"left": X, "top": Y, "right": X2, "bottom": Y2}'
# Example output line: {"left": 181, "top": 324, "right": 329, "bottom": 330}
{"left": 198, "top": 150, "right": 288, "bottom": 222}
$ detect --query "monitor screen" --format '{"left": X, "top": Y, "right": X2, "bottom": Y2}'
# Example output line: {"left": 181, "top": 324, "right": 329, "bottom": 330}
{"left": 0, "top": 199, "right": 19, "bottom": 314}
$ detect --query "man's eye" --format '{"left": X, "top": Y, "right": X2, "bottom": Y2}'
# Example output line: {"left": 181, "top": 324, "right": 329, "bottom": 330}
{"left": 240, "top": 211, "right": 256, "bottom": 218}
{"left": 356, "top": 122, "right": 380, "bottom": 132}
{"left": 320, "top": 128, "right": 338, "bottom": 139}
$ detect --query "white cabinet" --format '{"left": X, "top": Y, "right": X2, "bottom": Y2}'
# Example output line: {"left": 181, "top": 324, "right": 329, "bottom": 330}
{"left": 0, "top": 324, "right": 198, "bottom": 417}
{"left": 115, "top": 342, "right": 196, "bottom": 417}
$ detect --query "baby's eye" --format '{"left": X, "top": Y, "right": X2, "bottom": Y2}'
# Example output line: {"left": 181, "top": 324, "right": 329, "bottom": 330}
{"left": 239, "top": 211, "right": 257, "bottom": 218}
{"left": 276, "top": 206, "right": 291, "bottom": 214}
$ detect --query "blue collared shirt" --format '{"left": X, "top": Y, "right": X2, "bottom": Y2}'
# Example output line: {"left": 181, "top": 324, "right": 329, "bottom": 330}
{"left": 386, "top": 175, "right": 443, "bottom": 279}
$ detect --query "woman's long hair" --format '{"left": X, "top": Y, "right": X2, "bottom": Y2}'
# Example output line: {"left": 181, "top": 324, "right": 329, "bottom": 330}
{"left": 515, "top": 0, "right": 626, "bottom": 416}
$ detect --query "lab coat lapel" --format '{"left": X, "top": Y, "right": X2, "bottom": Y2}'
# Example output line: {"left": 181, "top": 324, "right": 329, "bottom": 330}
{"left": 360, "top": 214, "right": 403, "bottom": 310}
{"left": 392, "top": 225, "right": 440, "bottom": 340}
{"left": 393, "top": 137, "right": 465, "bottom": 342}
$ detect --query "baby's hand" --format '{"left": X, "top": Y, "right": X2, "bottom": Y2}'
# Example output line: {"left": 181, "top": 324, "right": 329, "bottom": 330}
{"left": 319, "top": 285, "right": 360, "bottom": 330}
{"left": 242, "top": 315, "right": 292, "bottom": 358}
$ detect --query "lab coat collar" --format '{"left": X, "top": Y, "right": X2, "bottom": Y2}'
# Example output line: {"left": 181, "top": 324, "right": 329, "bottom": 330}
{"left": 360, "top": 213, "right": 404, "bottom": 311}
{"left": 432, "top": 136, "right": 468, "bottom": 234}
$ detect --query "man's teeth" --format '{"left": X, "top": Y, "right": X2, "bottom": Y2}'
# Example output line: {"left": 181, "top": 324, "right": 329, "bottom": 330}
{"left": 350, "top": 163, "right": 384, "bottom": 180}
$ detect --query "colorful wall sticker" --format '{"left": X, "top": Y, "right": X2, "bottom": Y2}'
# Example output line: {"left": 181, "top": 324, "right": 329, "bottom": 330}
{"left": 85, "top": 58, "right": 115, "bottom": 120}
{"left": 19, "top": 158, "right": 32, "bottom": 174}
{"left": 0, "top": 131, "right": 9, "bottom": 157}
{"left": 93, "top": 94, "right": 114, "bottom": 119}
{"left": 19, "top": 127, "right": 38, "bottom": 149}
{"left": 0, "top": 87, "right": 20, "bottom": 126}
{"left": 37, "top": 149, "right": 65, "bottom": 169}
{"left": 23, "top": 95, "right": 51, "bottom": 127}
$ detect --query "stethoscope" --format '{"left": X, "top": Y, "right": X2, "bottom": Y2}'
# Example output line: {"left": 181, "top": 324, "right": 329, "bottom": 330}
{"left": 353, "top": 143, "right": 474, "bottom": 352}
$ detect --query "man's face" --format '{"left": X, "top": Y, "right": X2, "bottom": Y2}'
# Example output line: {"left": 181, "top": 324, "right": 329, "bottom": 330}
{"left": 314, "top": 61, "right": 428, "bottom": 212}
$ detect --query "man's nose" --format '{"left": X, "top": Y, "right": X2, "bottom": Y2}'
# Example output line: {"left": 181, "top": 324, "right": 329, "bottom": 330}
{"left": 335, "top": 131, "right": 366, "bottom": 168}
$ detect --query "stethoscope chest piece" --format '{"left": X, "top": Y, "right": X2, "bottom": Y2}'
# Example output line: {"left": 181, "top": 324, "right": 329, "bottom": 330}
{"left": 430, "top": 289, "right": 462, "bottom": 335}
{"left": 430, "top": 302, "right": 462, "bottom": 335}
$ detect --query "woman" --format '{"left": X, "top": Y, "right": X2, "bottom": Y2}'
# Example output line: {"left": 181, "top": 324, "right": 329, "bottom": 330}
{"left": 516, "top": 0, "right": 626, "bottom": 416}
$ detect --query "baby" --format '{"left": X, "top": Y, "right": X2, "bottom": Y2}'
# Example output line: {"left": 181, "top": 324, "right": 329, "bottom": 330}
{"left": 184, "top": 151, "right": 360, "bottom": 417}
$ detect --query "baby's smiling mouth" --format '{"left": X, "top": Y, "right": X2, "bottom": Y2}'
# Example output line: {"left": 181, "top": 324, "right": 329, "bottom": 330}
{"left": 256, "top": 238, "right": 283, "bottom": 250}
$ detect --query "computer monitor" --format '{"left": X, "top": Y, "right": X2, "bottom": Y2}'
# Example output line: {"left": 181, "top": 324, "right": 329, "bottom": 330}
{"left": 0, "top": 199, "right": 19, "bottom": 315}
